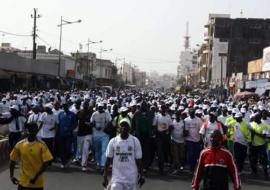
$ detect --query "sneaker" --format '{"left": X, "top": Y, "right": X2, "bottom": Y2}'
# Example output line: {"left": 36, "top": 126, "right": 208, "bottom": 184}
{"left": 72, "top": 159, "right": 80, "bottom": 165}
{"left": 82, "top": 167, "right": 87, "bottom": 172}
{"left": 170, "top": 170, "right": 178, "bottom": 175}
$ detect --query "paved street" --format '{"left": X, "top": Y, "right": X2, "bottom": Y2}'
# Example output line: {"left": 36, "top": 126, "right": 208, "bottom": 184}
{"left": 1, "top": 162, "right": 270, "bottom": 190}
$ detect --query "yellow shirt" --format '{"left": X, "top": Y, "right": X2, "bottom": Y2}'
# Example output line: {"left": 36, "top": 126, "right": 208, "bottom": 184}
{"left": 10, "top": 139, "right": 53, "bottom": 188}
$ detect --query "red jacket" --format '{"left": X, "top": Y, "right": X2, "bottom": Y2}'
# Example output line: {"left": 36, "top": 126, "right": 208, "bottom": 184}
{"left": 192, "top": 147, "right": 241, "bottom": 190}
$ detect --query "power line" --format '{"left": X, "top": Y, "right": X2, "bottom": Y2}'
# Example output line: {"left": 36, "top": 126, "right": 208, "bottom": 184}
{"left": 0, "top": 30, "right": 31, "bottom": 37}
{"left": 36, "top": 35, "right": 53, "bottom": 48}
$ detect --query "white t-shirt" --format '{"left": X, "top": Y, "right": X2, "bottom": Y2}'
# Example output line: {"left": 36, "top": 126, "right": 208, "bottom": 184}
{"left": 91, "top": 111, "right": 112, "bottom": 136}
{"left": 184, "top": 116, "right": 203, "bottom": 142}
{"left": 218, "top": 115, "right": 228, "bottom": 125}
{"left": 233, "top": 122, "right": 248, "bottom": 146}
{"left": 199, "top": 121, "right": 223, "bottom": 146}
{"left": 171, "top": 119, "right": 185, "bottom": 143}
{"left": 53, "top": 109, "right": 63, "bottom": 118}
{"left": 8, "top": 116, "right": 26, "bottom": 132}
{"left": 28, "top": 113, "right": 42, "bottom": 137}
{"left": 152, "top": 113, "right": 173, "bottom": 132}
{"left": 106, "top": 135, "right": 142, "bottom": 184}
{"left": 39, "top": 112, "right": 59, "bottom": 138}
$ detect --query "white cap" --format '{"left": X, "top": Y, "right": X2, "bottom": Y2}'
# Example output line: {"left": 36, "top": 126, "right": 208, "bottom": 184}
{"left": 45, "top": 103, "right": 54, "bottom": 110}
{"left": 232, "top": 108, "right": 239, "bottom": 114}
{"left": 202, "top": 105, "right": 209, "bottom": 110}
{"left": 240, "top": 108, "right": 246, "bottom": 113}
{"left": 10, "top": 105, "right": 19, "bottom": 111}
{"left": 98, "top": 103, "right": 104, "bottom": 107}
{"left": 195, "top": 109, "right": 203, "bottom": 114}
{"left": 119, "top": 118, "right": 131, "bottom": 127}
{"left": 178, "top": 106, "right": 185, "bottom": 110}
{"left": 259, "top": 105, "right": 265, "bottom": 111}
{"left": 120, "top": 106, "right": 129, "bottom": 113}
{"left": 235, "top": 112, "right": 243, "bottom": 118}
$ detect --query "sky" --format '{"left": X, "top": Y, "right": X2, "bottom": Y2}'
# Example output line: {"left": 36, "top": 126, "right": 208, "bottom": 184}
{"left": 1, "top": 0, "right": 270, "bottom": 75}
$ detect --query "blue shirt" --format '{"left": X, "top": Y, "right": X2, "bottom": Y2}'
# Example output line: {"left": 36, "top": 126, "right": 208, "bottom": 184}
{"left": 58, "top": 111, "right": 77, "bottom": 136}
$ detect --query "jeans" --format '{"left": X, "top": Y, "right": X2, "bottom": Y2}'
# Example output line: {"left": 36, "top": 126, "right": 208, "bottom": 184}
{"left": 93, "top": 134, "right": 109, "bottom": 168}
{"left": 156, "top": 132, "right": 171, "bottom": 172}
{"left": 138, "top": 136, "right": 154, "bottom": 169}
{"left": 186, "top": 140, "right": 201, "bottom": 171}
{"left": 57, "top": 135, "right": 72, "bottom": 165}
{"left": 77, "top": 135, "right": 92, "bottom": 167}
{"left": 267, "top": 149, "right": 270, "bottom": 172}
{"left": 250, "top": 144, "right": 268, "bottom": 176}
{"left": 234, "top": 142, "right": 247, "bottom": 172}
{"left": 72, "top": 131, "right": 78, "bottom": 158}
{"left": 42, "top": 138, "right": 55, "bottom": 158}
{"left": 171, "top": 140, "right": 185, "bottom": 169}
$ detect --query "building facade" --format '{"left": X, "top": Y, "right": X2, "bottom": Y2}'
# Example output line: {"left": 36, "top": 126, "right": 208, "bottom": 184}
{"left": 200, "top": 14, "right": 270, "bottom": 87}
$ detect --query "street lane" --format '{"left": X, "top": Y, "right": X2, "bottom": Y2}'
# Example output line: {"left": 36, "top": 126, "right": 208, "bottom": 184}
{"left": 0, "top": 163, "right": 270, "bottom": 190}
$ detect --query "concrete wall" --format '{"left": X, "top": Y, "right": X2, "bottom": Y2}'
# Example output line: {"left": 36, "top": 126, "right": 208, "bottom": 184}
{"left": 211, "top": 38, "right": 228, "bottom": 82}
{"left": 0, "top": 52, "right": 66, "bottom": 77}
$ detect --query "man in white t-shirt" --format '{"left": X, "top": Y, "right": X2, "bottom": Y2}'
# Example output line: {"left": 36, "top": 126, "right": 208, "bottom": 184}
{"left": 152, "top": 105, "right": 173, "bottom": 175}
{"left": 28, "top": 105, "right": 42, "bottom": 138}
{"left": 171, "top": 110, "right": 185, "bottom": 174}
{"left": 200, "top": 112, "right": 224, "bottom": 147}
{"left": 39, "top": 103, "right": 59, "bottom": 156}
{"left": 91, "top": 103, "right": 112, "bottom": 171}
{"left": 184, "top": 108, "right": 203, "bottom": 172}
{"left": 103, "top": 118, "right": 144, "bottom": 190}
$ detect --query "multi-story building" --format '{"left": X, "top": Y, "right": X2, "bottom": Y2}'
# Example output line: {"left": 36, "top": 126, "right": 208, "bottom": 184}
{"left": 202, "top": 14, "right": 270, "bottom": 87}
{"left": 94, "top": 59, "right": 117, "bottom": 87}
{"left": 121, "top": 63, "right": 135, "bottom": 84}
{"left": 71, "top": 52, "right": 96, "bottom": 80}
{"left": 134, "top": 67, "right": 146, "bottom": 88}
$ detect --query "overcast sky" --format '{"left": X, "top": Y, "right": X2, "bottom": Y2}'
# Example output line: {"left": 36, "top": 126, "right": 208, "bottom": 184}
{"left": 1, "top": 0, "right": 270, "bottom": 74}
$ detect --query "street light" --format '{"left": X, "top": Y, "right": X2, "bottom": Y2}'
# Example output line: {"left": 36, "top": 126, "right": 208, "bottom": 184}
{"left": 99, "top": 48, "right": 113, "bottom": 59}
{"left": 57, "top": 16, "right": 81, "bottom": 78}
{"left": 86, "top": 39, "right": 102, "bottom": 77}
{"left": 115, "top": 58, "right": 125, "bottom": 75}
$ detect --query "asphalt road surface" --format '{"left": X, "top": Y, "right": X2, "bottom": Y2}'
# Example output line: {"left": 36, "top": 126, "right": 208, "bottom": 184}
{"left": 0, "top": 163, "right": 270, "bottom": 190}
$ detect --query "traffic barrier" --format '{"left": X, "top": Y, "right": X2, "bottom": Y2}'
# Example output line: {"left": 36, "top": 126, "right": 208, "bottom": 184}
{"left": 0, "top": 138, "right": 10, "bottom": 162}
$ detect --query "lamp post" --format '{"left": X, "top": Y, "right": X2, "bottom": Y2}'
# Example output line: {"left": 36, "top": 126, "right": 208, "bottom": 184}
{"left": 86, "top": 39, "right": 102, "bottom": 77}
{"left": 219, "top": 53, "right": 227, "bottom": 101}
{"left": 57, "top": 16, "right": 81, "bottom": 78}
{"left": 99, "top": 48, "right": 113, "bottom": 59}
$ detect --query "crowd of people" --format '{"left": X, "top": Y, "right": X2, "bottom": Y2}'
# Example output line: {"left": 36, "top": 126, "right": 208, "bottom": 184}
{"left": 1, "top": 89, "right": 270, "bottom": 189}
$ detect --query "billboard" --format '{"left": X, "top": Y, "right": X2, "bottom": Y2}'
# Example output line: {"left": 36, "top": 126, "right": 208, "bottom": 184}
{"left": 262, "top": 47, "right": 270, "bottom": 71}
{"left": 248, "top": 59, "right": 262, "bottom": 74}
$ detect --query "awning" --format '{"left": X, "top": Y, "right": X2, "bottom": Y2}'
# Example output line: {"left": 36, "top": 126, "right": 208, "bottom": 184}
{"left": 255, "top": 88, "right": 266, "bottom": 96}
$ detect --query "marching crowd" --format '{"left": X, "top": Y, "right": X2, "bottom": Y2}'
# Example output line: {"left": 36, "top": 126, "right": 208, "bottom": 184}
{"left": 1, "top": 89, "right": 270, "bottom": 189}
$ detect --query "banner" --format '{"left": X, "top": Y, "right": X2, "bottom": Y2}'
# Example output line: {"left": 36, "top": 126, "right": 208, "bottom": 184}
{"left": 262, "top": 46, "right": 270, "bottom": 71}
{"left": 248, "top": 59, "right": 262, "bottom": 74}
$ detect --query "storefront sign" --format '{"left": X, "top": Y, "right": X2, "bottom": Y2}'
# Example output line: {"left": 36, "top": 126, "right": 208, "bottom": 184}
{"left": 256, "top": 79, "right": 268, "bottom": 88}
{"left": 248, "top": 58, "right": 262, "bottom": 74}
{"left": 237, "top": 81, "right": 244, "bottom": 89}
{"left": 245, "top": 81, "right": 256, "bottom": 89}
{"left": 262, "top": 47, "right": 270, "bottom": 71}
{"left": 265, "top": 82, "right": 270, "bottom": 90}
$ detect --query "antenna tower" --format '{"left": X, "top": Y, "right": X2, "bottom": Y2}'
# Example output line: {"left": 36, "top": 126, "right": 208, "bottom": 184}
{"left": 184, "top": 21, "right": 190, "bottom": 50}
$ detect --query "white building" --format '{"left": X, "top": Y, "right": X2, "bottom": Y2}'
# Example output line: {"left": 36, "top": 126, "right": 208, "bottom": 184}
{"left": 122, "top": 63, "right": 134, "bottom": 84}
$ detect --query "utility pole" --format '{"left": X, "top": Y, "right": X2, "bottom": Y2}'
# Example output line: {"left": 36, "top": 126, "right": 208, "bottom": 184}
{"left": 87, "top": 38, "right": 90, "bottom": 77}
{"left": 31, "top": 8, "right": 40, "bottom": 60}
